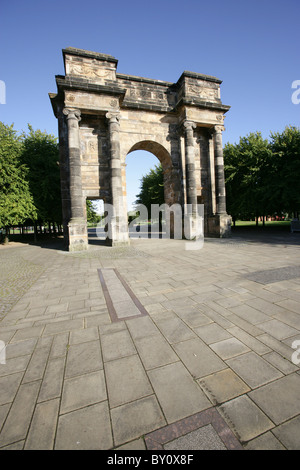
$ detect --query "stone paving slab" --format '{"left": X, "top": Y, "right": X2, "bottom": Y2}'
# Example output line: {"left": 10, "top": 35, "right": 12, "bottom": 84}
{"left": 248, "top": 374, "right": 300, "bottom": 425}
{"left": 198, "top": 368, "right": 250, "bottom": 405}
{"left": 272, "top": 415, "right": 300, "bottom": 450}
{"left": 219, "top": 395, "right": 274, "bottom": 442}
{"left": 0, "top": 233, "right": 300, "bottom": 450}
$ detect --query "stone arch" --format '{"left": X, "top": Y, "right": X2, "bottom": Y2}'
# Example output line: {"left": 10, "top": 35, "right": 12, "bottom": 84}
{"left": 126, "top": 140, "right": 180, "bottom": 207}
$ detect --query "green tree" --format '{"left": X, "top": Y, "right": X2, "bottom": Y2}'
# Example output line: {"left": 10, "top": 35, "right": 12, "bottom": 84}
{"left": 224, "top": 132, "right": 273, "bottom": 223}
{"left": 0, "top": 122, "right": 37, "bottom": 241}
{"left": 21, "top": 125, "right": 61, "bottom": 232}
{"left": 135, "top": 164, "right": 164, "bottom": 215}
{"left": 86, "top": 200, "right": 100, "bottom": 224}
{"left": 269, "top": 126, "right": 300, "bottom": 218}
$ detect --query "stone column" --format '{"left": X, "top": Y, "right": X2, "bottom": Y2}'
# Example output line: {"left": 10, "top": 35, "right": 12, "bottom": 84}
{"left": 63, "top": 107, "right": 88, "bottom": 251}
{"left": 207, "top": 125, "right": 231, "bottom": 237}
{"left": 183, "top": 120, "right": 197, "bottom": 215}
{"left": 106, "top": 112, "right": 129, "bottom": 246}
{"left": 183, "top": 120, "right": 202, "bottom": 240}
{"left": 214, "top": 125, "right": 227, "bottom": 214}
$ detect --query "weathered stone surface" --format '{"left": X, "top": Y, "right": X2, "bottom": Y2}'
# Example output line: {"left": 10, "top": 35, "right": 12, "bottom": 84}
{"left": 111, "top": 395, "right": 166, "bottom": 447}
{"left": 147, "top": 362, "right": 211, "bottom": 422}
{"left": 198, "top": 368, "right": 250, "bottom": 405}
{"left": 55, "top": 402, "right": 113, "bottom": 450}
{"left": 249, "top": 374, "right": 300, "bottom": 424}
{"left": 219, "top": 395, "right": 274, "bottom": 442}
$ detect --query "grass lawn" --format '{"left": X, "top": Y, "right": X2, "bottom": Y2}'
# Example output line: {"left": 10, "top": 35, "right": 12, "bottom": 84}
{"left": 232, "top": 220, "right": 291, "bottom": 232}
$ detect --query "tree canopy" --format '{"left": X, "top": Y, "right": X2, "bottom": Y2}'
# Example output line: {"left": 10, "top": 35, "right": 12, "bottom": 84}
{"left": 269, "top": 126, "right": 300, "bottom": 216}
{"left": 134, "top": 163, "right": 164, "bottom": 213}
{"left": 86, "top": 199, "right": 101, "bottom": 224}
{"left": 224, "top": 126, "right": 300, "bottom": 221}
{"left": 0, "top": 123, "right": 37, "bottom": 231}
{"left": 21, "top": 125, "right": 62, "bottom": 226}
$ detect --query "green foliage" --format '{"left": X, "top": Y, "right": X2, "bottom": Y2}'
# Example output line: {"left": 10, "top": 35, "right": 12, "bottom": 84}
{"left": 269, "top": 126, "right": 300, "bottom": 215}
{"left": 86, "top": 200, "right": 100, "bottom": 224}
{"left": 135, "top": 164, "right": 164, "bottom": 213}
{"left": 0, "top": 122, "right": 37, "bottom": 229}
{"left": 224, "top": 127, "right": 300, "bottom": 220}
{"left": 224, "top": 132, "right": 272, "bottom": 220}
{"left": 21, "top": 125, "right": 61, "bottom": 224}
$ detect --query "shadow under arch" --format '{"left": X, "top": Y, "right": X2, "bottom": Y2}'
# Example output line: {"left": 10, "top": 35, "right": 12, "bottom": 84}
{"left": 127, "top": 140, "right": 180, "bottom": 207}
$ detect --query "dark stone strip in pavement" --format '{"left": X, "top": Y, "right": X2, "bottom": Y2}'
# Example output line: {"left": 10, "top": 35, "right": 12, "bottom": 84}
{"left": 144, "top": 408, "right": 243, "bottom": 450}
{"left": 98, "top": 268, "right": 149, "bottom": 322}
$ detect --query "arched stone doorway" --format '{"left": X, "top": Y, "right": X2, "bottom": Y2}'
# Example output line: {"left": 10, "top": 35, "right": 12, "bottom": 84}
{"left": 49, "top": 47, "right": 231, "bottom": 251}
{"left": 126, "top": 141, "right": 181, "bottom": 209}
{"left": 125, "top": 150, "right": 158, "bottom": 212}
{"left": 125, "top": 145, "right": 179, "bottom": 240}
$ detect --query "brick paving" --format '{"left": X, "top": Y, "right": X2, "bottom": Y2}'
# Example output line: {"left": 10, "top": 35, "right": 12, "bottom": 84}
{"left": 0, "top": 232, "right": 300, "bottom": 450}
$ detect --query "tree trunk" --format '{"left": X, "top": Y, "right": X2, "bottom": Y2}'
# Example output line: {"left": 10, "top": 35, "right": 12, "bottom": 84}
{"left": 34, "top": 222, "right": 38, "bottom": 243}
{"left": 4, "top": 226, "right": 10, "bottom": 244}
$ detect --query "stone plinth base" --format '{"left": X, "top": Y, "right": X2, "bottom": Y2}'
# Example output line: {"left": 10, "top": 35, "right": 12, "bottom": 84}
{"left": 68, "top": 219, "right": 88, "bottom": 251}
{"left": 106, "top": 239, "right": 131, "bottom": 247}
{"left": 106, "top": 217, "right": 130, "bottom": 247}
{"left": 183, "top": 214, "right": 204, "bottom": 240}
{"left": 207, "top": 214, "right": 232, "bottom": 238}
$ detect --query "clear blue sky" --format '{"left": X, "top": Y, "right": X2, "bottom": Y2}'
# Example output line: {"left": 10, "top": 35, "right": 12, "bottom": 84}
{"left": 1, "top": 0, "right": 299, "bottom": 210}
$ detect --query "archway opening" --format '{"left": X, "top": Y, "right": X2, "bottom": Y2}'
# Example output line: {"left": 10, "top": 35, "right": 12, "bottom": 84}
{"left": 125, "top": 142, "right": 179, "bottom": 239}
{"left": 126, "top": 150, "right": 160, "bottom": 212}
{"left": 126, "top": 150, "right": 162, "bottom": 238}
{"left": 86, "top": 198, "right": 106, "bottom": 245}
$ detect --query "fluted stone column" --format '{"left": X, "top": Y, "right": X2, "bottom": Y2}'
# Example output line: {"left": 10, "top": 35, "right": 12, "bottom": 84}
{"left": 63, "top": 108, "right": 88, "bottom": 251}
{"left": 183, "top": 120, "right": 202, "bottom": 240}
{"left": 183, "top": 120, "right": 197, "bottom": 216}
{"left": 214, "top": 125, "right": 227, "bottom": 214}
{"left": 106, "top": 112, "right": 129, "bottom": 246}
{"left": 207, "top": 125, "right": 231, "bottom": 237}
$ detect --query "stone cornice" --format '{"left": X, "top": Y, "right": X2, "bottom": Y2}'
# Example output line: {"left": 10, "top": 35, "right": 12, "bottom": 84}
{"left": 116, "top": 73, "right": 173, "bottom": 88}
{"left": 177, "top": 71, "right": 223, "bottom": 85}
{"left": 55, "top": 76, "right": 126, "bottom": 98}
{"left": 63, "top": 47, "right": 118, "bottom": 64}
{"left": 120, "top": 100, "right": 173, "bottom": 114}
{"left": 174, "top": 97, "right": 230, "bottom": 113}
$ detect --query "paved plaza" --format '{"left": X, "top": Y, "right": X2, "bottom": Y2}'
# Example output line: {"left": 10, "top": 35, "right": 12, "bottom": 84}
{"left": 0, "top": 230, "right": 300, "bottom": 450}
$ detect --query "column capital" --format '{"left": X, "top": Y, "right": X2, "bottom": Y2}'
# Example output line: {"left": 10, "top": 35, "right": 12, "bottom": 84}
{"left": 183, "top": 120, "right": 196, "bottom": 132}
{"left": 106, "top": 111, "right": 120, "bottom": 124}
{"left": 214, "top": 124, "right": 225, "bottom": 134}
{"left": 63, "top": 107, "right": 81, "bottom": 122}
